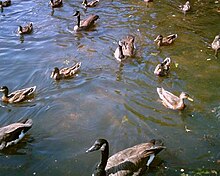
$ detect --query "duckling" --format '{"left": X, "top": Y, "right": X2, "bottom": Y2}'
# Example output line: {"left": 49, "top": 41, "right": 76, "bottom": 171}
{"left": 86, "top": 138, "right": 165, "bottom": 176}
{"left": 180, "top": 1, "right": 190, "bottom": 15}
{"left": 51, "top": 62, "right": 81, "bottom": 80}
{"left": 17, "top": 23, "right": 33, "bottom": 35}
{"left": 211, "top": 35, "right": 220, "bottom": 56}
{"left": 114, "top": 41, "right": 126, "bottom": 62}
{"left": 73, "top": 11, "right": 99, "bottom": 32}
{"left": 121, "top": 35, "right": 135, "bottom": 57}
{"left": 154, "top": 57, "right": 171, "bottom": 77}
{"left": 49, "top": 0, "right": 63, "bottom": 8}
{"left": 154, "top": 34, "right": 178, "bottom": 47}
{"left": 157, "top": 87, "right": 193, "bottom": 110}
{"left": 82, "top": 0, "right": 99, "bottom": 8}
{"left": 0, "top": 119, "right": 32, "bottom": 150}
{"left": 0, "top": 86, "right": 36, "bottom": 103}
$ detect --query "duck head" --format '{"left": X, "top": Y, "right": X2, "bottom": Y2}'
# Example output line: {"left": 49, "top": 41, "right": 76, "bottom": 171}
{"left": 86, "top": 139, "right": 108, "bottom": 153}
{"left": 0, "top": 86, "right": 9, "bottom": 95}
{"left": 180, "top": 92, "right": 193, "bottom": 101}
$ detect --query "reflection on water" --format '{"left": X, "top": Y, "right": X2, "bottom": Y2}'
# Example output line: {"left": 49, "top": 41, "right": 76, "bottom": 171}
{"left": 0, "top": 0, "right": 220, "bottom": 175}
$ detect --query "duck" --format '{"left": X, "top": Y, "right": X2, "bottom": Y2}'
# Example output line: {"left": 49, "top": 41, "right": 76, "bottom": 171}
{"left": 49, "top": 0, "right": 63, "bottom": 8}
{"left": 154, "top": 34, "right": 178, "bottom": 47}
{"left": 114, "top": 41, "right": 126, "bottom": 62}
{"left": 0, "top": 0, "right": 11, "bottom": 7}
{"left": 0, "top": 86, "right": 36, "bottom": 103}
{"left": 0, "top": 119, "right": 33, "bottom": 150}
{"left": 17, "top": 23, "right": 33, "bottom": 35}
{"left": 144, "top": 0, "right": 153, "bottom": 2}
{"left": 121, "top": 35, "right": 135, "bottom": 57}
{"left": 51, "top": 62, "right": 81, "bottom": 80}
{"left": 87, "top": 138, "right": 165, "bottom": 176}
{"left": 73, "top": 11, "right": 99, "bottom": 32}
{"left": 157, "top": 87, "right": 193, "bottom": 110}
{"left": 82, "top": 0, "right": 99, "bottom": 8}
{"left": 154, "top": 57, "right": 171, "bottom": 77}
{"left": 211, "top": 34, "right": 220, "bottom": 56}
{"left": 179, "top": 1, "right": 190, "bottom": 15}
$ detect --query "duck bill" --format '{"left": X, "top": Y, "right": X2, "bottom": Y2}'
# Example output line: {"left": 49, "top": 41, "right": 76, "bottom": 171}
{"left": 86, "top": 145, "right": 97, "bottom": 153}
{"left": 187, "top": 97, "right": 193, "bottom": 102}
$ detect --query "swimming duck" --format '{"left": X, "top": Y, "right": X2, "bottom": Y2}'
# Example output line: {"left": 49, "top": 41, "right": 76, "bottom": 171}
{"left": 82, "top": 0, "right": 99, "bottom": 8}
{"left": 154, "top": 34, "right": 178, "bottom": 47}
{"left": 211, "top": 35, "right": 220, "bottom": 56}
{"left": 73, "top": 11, "right": 99, "bottom": 32}
{"left": 154, "top": 57, "right": 171, "bottom": 77}
{"left": 114, "top": 41, "right": 126, "bottom": 62}
{"left": 0, "top": 119, "right": 33, "bottom": 150}
{"left": 121, "top": 35, "right": 135, "bottom": 57}
{"left": 0, "top": 86, "right": 36, "bottom": 103}
{"left": 144, "top": 0, "right": 153, "bottom": 2}
{"left": 51, "top": 62, "right": 81, "bottom": 80}
{"left": 49, "top": 0, "right": 62, "bottom": 8}
{"left": 86, "top": 138, "right": 165, "bottom": 176}
{"left": 17, "top": 23, "right": 33, "bottom": 35}
{"left": 180, "top": 1, "right": 190, "bottom": 15}
{"left": 157, "top": 87, "right": 193, "bottom": 110}
{"left": 0, "top": 0, "right": 11, "bottom": 7}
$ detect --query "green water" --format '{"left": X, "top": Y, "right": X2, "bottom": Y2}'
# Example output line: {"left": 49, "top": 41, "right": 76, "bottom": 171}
{"left": 0, "top": 0, "right": 219, "bottom": 175}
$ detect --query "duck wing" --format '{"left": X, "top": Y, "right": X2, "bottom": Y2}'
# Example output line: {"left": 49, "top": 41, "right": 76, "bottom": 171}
{"left": 81, "top": 14, "right": 99, "bottom": 27}
{"left": 0, "top": 119, "right": 33, "bottom": 149}
{"left": 157, "top": 87, "right": 179, "bottom": 108}
{"left": 106, "top": 142, "right": 164, "bottom": 175}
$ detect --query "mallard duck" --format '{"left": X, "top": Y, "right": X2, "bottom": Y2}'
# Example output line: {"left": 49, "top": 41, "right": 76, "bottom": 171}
{"left": 157, "top": 87, "right": 193, "bottom": 110}
{"left": 73, "top": 11, "right": 99, "bottom": 32}
{"left": 154, "top": 57, "right": 171, "bottom": 77}
{"left": 179, "top": 1, "right": 190, "bottom": 15}
{"left": 0, "top": 119, "right": 32, "bottom": 150}
{"left": 0, "top": 0, "right": 11, "bottom": 7}
{"left": 0, "top": 86, "right": 36, "bottom": 103}
{"left": 86, "top": 138, "right": 165, "bottom": 176}
{"left": 121, "top": 35, "right": 135, "bottom": 57}
{"left": 17, "top": 23, "right": 33, "bottom": 35}
{"left": 154, "top": 34, "right": 178, "bottom": 47}
{"left": 211, "top": 35, "right": 220, "bottom": 56}
{"left": 114, "top": 41, "right": 126, "bottom": 62}
{"left": 51, "top": 62, "right": 81, "bottom": 80}
{"left": 49, "top": 0, "right": 63, "bottom": 8}
{"left": 82, "top": 0, "right": 99, "bottom": 8}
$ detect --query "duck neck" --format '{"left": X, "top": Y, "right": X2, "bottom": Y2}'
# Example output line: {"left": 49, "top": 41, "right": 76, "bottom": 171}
{"left": 98, "top": 142, "right": 109, "bottom": 173}
{"left": 77, "top": 15, "right": 80, "bottom": 27}
{"left": 118, "top": 44, "right": 124, "bottom": 59}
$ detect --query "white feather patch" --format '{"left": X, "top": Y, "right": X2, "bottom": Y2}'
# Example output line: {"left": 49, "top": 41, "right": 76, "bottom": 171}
{"left": 146, "top": 154, "right": 155, "bottom": 166}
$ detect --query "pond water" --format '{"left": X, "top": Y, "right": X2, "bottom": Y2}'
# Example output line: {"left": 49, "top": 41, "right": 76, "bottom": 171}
{"left": 0, "top": 0, "right": 220, "bottom": 175}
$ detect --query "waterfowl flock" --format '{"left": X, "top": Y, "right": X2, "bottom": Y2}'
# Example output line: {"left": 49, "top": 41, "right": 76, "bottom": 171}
{"left": 0, "top": 0, "right": 219, "bottom": 175}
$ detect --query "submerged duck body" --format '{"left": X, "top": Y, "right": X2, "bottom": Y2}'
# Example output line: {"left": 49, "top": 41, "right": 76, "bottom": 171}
{"left": 87, "top": 138, "right": 165, "bottom": 176}
{"left": 157, "top": 87, "right": 193, "bottom": 110}
{"left": 51, "top": 62, "right": 81, "bottom": 80}
{"left": 154, "top": 34, "right": 177, "bottom": 47}
{"left": 154, "top": 57, "right": 171, "bottom": 77}
{"left": 211, "top": 34, "right": 220, "bottom": 56}
{"left": 18, "top": 23, "right": 33, "bottom": 35}
{"left": 50, "top": 0, "right": 63, "bottom": 8}
{"left": 0, "top": 119, "right": 33, "bottom": 150}
{"left": 82, "top": 0, "right": 99, "bottom": 8}
{"left": 73, "top": 11, "right": 99, "bottom": 32}
{"left": 0, "top": 86, "right": 36, "bottom": 103}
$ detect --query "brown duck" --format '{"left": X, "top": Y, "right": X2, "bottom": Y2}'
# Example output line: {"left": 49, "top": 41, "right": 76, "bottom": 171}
{"left": 73, "top": 11, "right": 99, "bottom": 31}
{"left": 18, "top": 23, "right": 33, "bottom": 35}
{"left": 154, "top": 34, "right": 177, "bottom": 47}
{"left": 86, "top": 138, "right": 165, "bottom": 176}
{"left": 154, "top": 57, "right": 171, "bottom": 77}
{"left": 0, "top": 86, "right": 36, "bottom": 103}
{"left": 0, "top": 119, "right": 33, "bottom": 150}
{"left": 51, "top": 62, "right": 81, "bottom": 80}
{"left": 82, "top": 0, "right": 99, "bottom": 8}
{"left": 49, "top": 0, "right": 63, "bottom": 8}
{"left": 157, "top": 87, "right": 193, "bottom": 110}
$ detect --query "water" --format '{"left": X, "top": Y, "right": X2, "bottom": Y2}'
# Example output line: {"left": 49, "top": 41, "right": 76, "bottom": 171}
{"left": 0, "top": 0, "right": 220, "bottom": 175}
